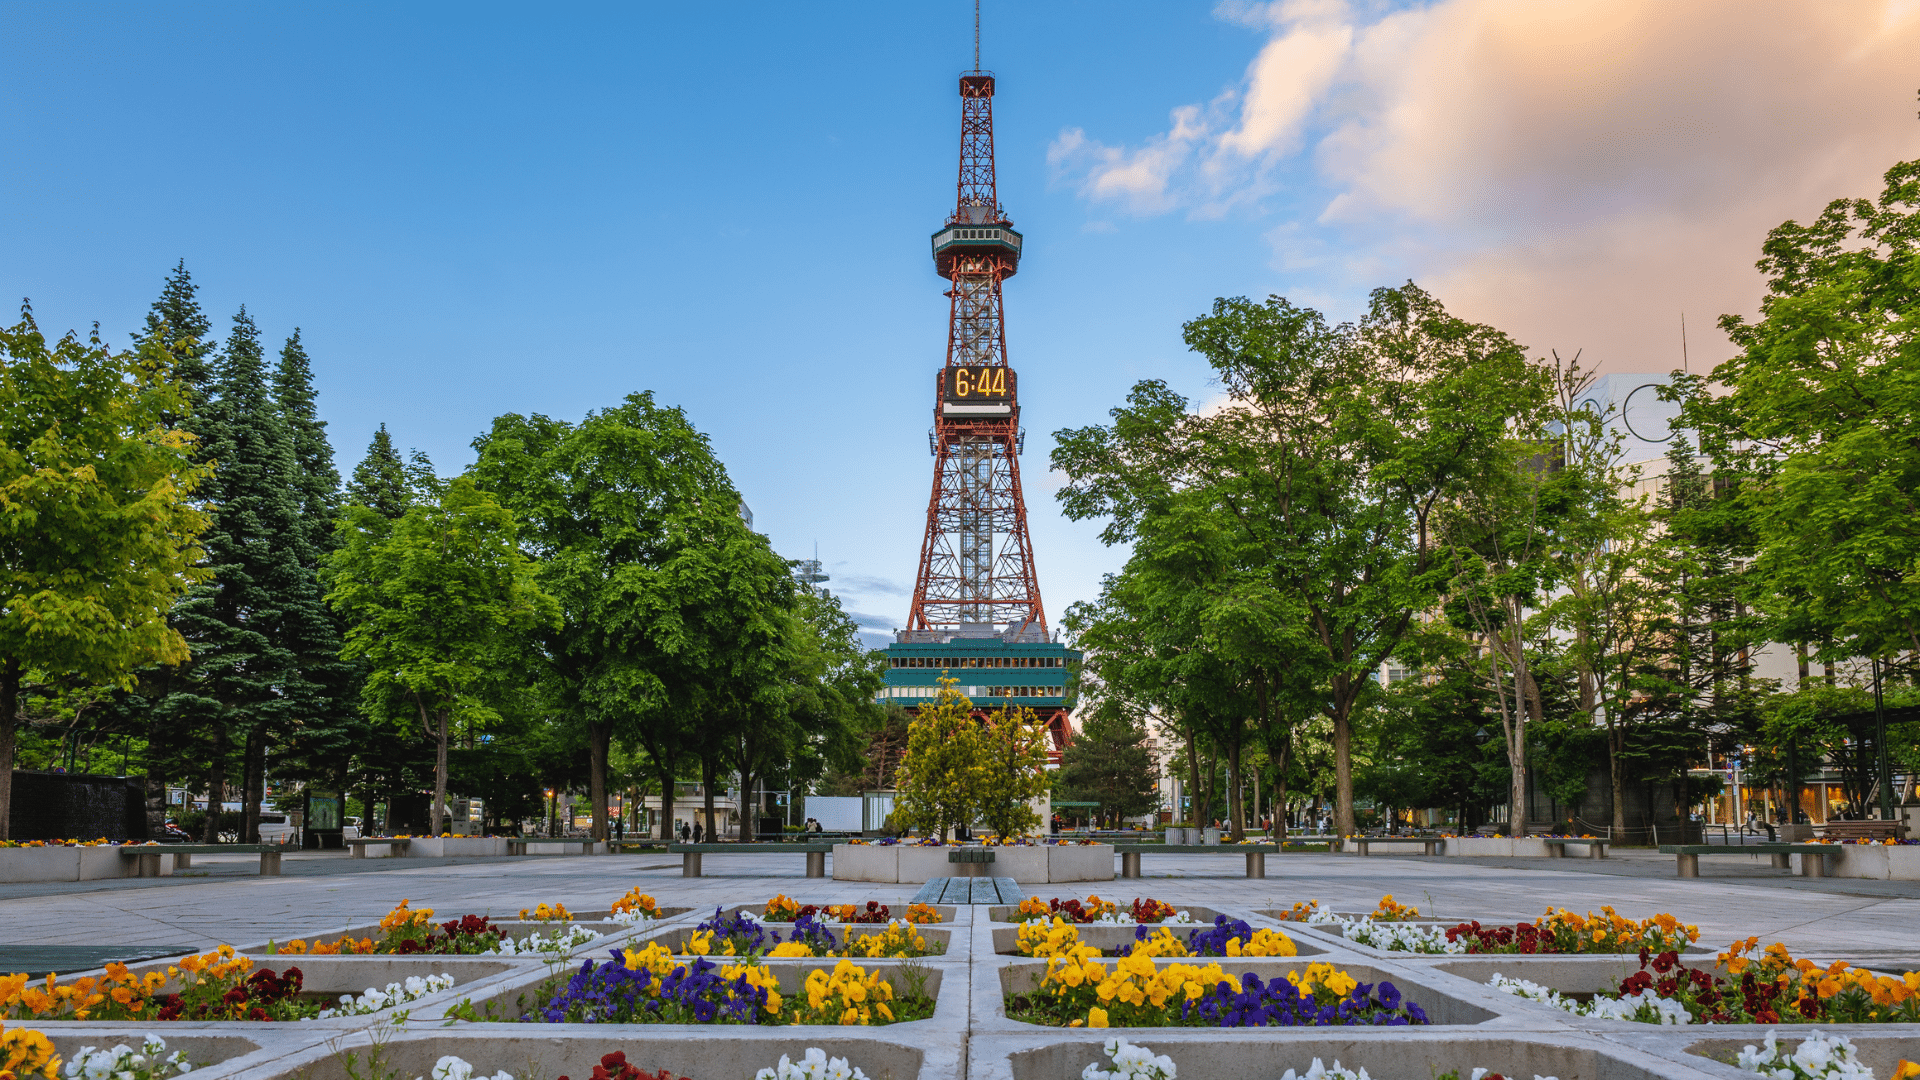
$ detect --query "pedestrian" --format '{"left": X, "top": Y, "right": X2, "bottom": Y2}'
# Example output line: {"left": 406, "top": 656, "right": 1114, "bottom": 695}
{"left": 693, "top": 820, "right": 703, "bottom": 843}
{"left": 679, "top": 820, "right": 690, "bottom": 843}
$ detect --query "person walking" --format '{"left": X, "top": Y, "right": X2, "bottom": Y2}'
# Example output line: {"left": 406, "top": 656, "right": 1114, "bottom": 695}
{"left": 679, "top": 820, "right": 690, "bottom": 843}
{"left": 693, "top": 820, "right": 703, "bottom": 843}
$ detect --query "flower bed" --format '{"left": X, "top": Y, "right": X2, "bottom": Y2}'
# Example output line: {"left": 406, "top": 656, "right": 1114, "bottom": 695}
{"left": 1490, "top": 940, "right": 1920, "bottom": 1026}
{"left": 673, "top": 910, "right": 943, "bottom": 960}
{"left": 1294, "top": 899, "right": 1698, "bottom": 956}
{"left": 1012, "top": 897, "right": 1197, "bottom": 926}
{"left": 1003, "top": 953, "right": 1431, "bottom": 1029}
{"left": 268, "top": 902, "right": 603, "bottom": 958}
{"left": 531, "top": 945, "right": 935, "bottom": 1026}
{"left": 1076, "top": 1039, "right": 1569, "bottom": 1080}
{"left": 761, "top": 897, "right": 939, "bottom": 925}
{"left": 1015, "top": 918, "right": 1297, "bottom": 960}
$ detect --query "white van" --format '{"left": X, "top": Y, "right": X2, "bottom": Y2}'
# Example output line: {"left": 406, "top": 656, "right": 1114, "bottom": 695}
{"left": 257, "top": 812, "right": 296, "bottom": 845}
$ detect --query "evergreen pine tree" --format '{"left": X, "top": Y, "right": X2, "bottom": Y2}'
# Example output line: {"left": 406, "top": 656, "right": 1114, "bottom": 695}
{"left": 345, "top": 425, "right": 412, "bottom": 520}
{"left": 127, "top": 261, "right": 218, "bottom": 832}
{"left": 165, "top": 307, "right": 333, "bottom": 842}
{"left": 273, "top": 329, "right": 341, "bottom": 558}
{"left": 271, "top": 330, "right": 360, "bottom": 835}
{"left": 134, "top": 261, "right": 216, "bottom": 422}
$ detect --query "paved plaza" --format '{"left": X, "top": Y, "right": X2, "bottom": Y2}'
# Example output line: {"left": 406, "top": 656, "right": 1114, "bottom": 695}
{"left": 3, "top": 848, "right": 1913, "bottom": 966}
{"left": 9, "top": 847, "right": 1920, "bottom": 1080}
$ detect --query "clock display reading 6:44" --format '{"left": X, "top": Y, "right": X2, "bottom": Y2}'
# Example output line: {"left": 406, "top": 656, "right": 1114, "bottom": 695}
{"left": 945, "top": 364, "right": 1016, "bottom": 402}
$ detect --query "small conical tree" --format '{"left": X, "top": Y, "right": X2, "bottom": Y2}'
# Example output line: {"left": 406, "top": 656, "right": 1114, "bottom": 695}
{"left": 134, "top": 260, "right": 215, "bottom": 421}
{"left": 345, "top": 425, "right": 417, "bottom": 521}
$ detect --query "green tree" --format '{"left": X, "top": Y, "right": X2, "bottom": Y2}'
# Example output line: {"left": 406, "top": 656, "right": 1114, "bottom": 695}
{"left": 133, "top": 260, "right": 216, "bottom": 421}
{"left": 1054, "top": 707, "right": 1159, "bottom": 826}
{"left": 1056, "top": 284, "right": 1548, "bottom": 837}
{"left": 470, "top": 393, "right": 775, "bottom": 842}
{"left": 893, "top": 678, "right": 987, "bottom": 840}
{"left": 0, "top": 304, "right": 211, "bottom": 839}
{"left": 163, "top": 308, "right": 336, "bottom": 842}
{"left": 327, "top": 476, "right": 560, "bottom": 836}
{"left": 1684, "top": 157, "right": 1920, "bottom": 667}
{"left": 976, "top": 704, "right": 1052, "bottom": 839}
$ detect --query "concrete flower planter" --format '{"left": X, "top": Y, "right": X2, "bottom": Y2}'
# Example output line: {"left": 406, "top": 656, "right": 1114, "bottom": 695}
{"left": 833, "top": 844, "right": 1106, "bottom": 883}
{"left": 834, "top": 843, "right": 904, "bottom": 882}
{"left": 973, "top": 1031, "right": 1697, "bottom": 1080}
{"left": 251, "top": 1028, "right": 949, "bottom": 1080}
{"left": 0, "top": 845, "right": 146, "bottom": 883}
{"left": 41, "top": 1031, "right": 288, "bottom": 1080}
{"left": 1791, "top": 844, "right": 1920, "bottom": 879}
{"left": 396, "top": 837, "right": 511, "bottom": 857}
{"left": 1444, "top": 836, "right": 1552, "bottom": 858}
{"left": 1044, "top": 844, "right": 1115, "bottom": 881}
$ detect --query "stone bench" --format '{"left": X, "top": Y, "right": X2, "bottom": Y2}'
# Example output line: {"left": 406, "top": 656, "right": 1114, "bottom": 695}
{"left": 1659, "top": 843, "right": 1837, "bottom": 878}
{"left": 347, "top": 838, "right": 411, "bottom": 859}
{"left": 1114, "top": 843, "right": 1277, "bottom": 879}
{"left": 1351, "top": 837, "right": 1444, "bottom": 857}
{"left": 119, "top": 843, "right": 285, "bottom": 876}
{"left": 1541, "top": 838, "right": 1609, "bottom": 859}
{"left": 667, "top": 842, "right": 834, "bottom": 878}
{"left": 507, "top": 838, "right": 600, "bottom": 856}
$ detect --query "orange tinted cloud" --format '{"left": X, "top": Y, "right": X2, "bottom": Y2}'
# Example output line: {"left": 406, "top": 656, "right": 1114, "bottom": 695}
{"left": 1056, "top": 0, "right": 1920, "bottom": 371}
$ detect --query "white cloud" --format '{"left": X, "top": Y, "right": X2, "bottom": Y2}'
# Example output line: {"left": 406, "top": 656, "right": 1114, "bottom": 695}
{"left": 1056, "top": 0, "right": 1920, "bottom": 371}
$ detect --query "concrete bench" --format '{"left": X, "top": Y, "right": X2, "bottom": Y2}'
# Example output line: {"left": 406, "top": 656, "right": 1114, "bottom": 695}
{"left": 1541, "top": 838, "right": 1609, "bottom": 859}
{"left": 347, "top": 838, "right": 411, "bottom": 859}
{"left": 507, "top": 838, "right": 600, "bottom": 856}
{"left": 1114, "top": 843, "right": 1278, "bottom": 879}
{"left": 1351, "top": 837, "right": 1444, "bottom": 856}
{"left": 1659, "top": 843, "right": 1837, "bottom": 878}
{"left": 119, "top": 844, "right": 285, "bottom": 876}
{"left": 667, "top": 842, "right": 834, "bottom": 878}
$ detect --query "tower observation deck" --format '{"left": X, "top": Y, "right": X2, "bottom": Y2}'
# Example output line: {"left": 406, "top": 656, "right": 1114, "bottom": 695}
{"left": 887, "top": 52, "right": 1076, "bottom": 761}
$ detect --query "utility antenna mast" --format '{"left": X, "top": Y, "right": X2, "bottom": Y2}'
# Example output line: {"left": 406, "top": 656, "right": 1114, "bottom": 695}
{"left": 903, "top": 4, "right": 1047, "bottom": 643}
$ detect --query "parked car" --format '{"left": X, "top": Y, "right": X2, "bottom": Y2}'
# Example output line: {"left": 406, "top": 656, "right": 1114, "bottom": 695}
{"left": 257, "top": 812, "right": 296, "bottom": 845}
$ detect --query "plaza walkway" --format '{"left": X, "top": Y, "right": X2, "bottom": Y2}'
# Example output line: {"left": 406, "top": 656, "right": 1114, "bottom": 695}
{"left": 1, "top": 848, "right": 1913, "bottom": 972}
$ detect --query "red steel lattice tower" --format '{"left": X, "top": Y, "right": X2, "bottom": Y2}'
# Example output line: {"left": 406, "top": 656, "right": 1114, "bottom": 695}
{"left": 904, "top": 63, "right": 1049, "bottom": 644}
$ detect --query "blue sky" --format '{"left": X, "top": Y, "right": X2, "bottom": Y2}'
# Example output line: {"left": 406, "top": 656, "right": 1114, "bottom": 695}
{"left": 7, "top": 1, "right": 1918, "bottom": 648}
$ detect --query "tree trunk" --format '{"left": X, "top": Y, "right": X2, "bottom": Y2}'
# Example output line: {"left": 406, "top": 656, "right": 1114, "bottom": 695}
{"left": 242, "top": 725, "right": 265, "bottom": 844}
{"left": 1184, "top": 719, "right": 1200, "bottom": 825}
{"left": 1227, "top": 737, "right": 1245, "bottom": 841}
{"left": 658, "top": 766, "right": 676, "bottom": 840}
{"left": 430, "top": 703, "right": 450, "bottom": 837}
{"left": 701, "top": 755, "right": 717, "bottom": 842}
{"left": 0, "top": 658, "right": 17, "bottom": 841}
{"left": 202, "top": 724, "right": 227, "bottom": 843}
{"left": 1273, "top": 736, "right": 1291, "bottom": 842}
{"left": 587, "top": 719, "right": 611, "bottom": 842}
{"left": 1608, "top": 722, "right": 1627, "bottom": 838}
{"left": 1333, "top": 693, "right": 1355, "bottom": 839}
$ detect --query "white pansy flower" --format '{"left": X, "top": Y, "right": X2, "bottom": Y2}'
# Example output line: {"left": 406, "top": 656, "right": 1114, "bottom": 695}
{"left": 754, "top": 1047, "right": 870, "bottom": 1080}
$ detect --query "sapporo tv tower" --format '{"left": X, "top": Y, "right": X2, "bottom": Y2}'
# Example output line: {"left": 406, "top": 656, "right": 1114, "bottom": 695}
{"left": 884, "top": 7, "right": 1078, "bottom": 761}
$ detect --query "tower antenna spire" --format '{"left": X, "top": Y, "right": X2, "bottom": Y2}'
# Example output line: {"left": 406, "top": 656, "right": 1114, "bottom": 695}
{"left": 974, "top": 0, "right": 980, "bottom": 70}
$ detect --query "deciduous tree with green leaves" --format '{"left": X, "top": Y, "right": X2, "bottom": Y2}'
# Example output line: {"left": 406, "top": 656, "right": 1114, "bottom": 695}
{"left": 1683, "top": 157, "right": 1920, "bottom": 669}
{"left": 327, "top": 476, "right": 560, "bottom": 836}
{"left": 893, "top": 677, "right": 986, "bottom": 840}
{"left": 0, "top": 304, "right": 211, "bottom": 839}
{"left": 1056, "top": 284, "right": 1548, "bottom": 838}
